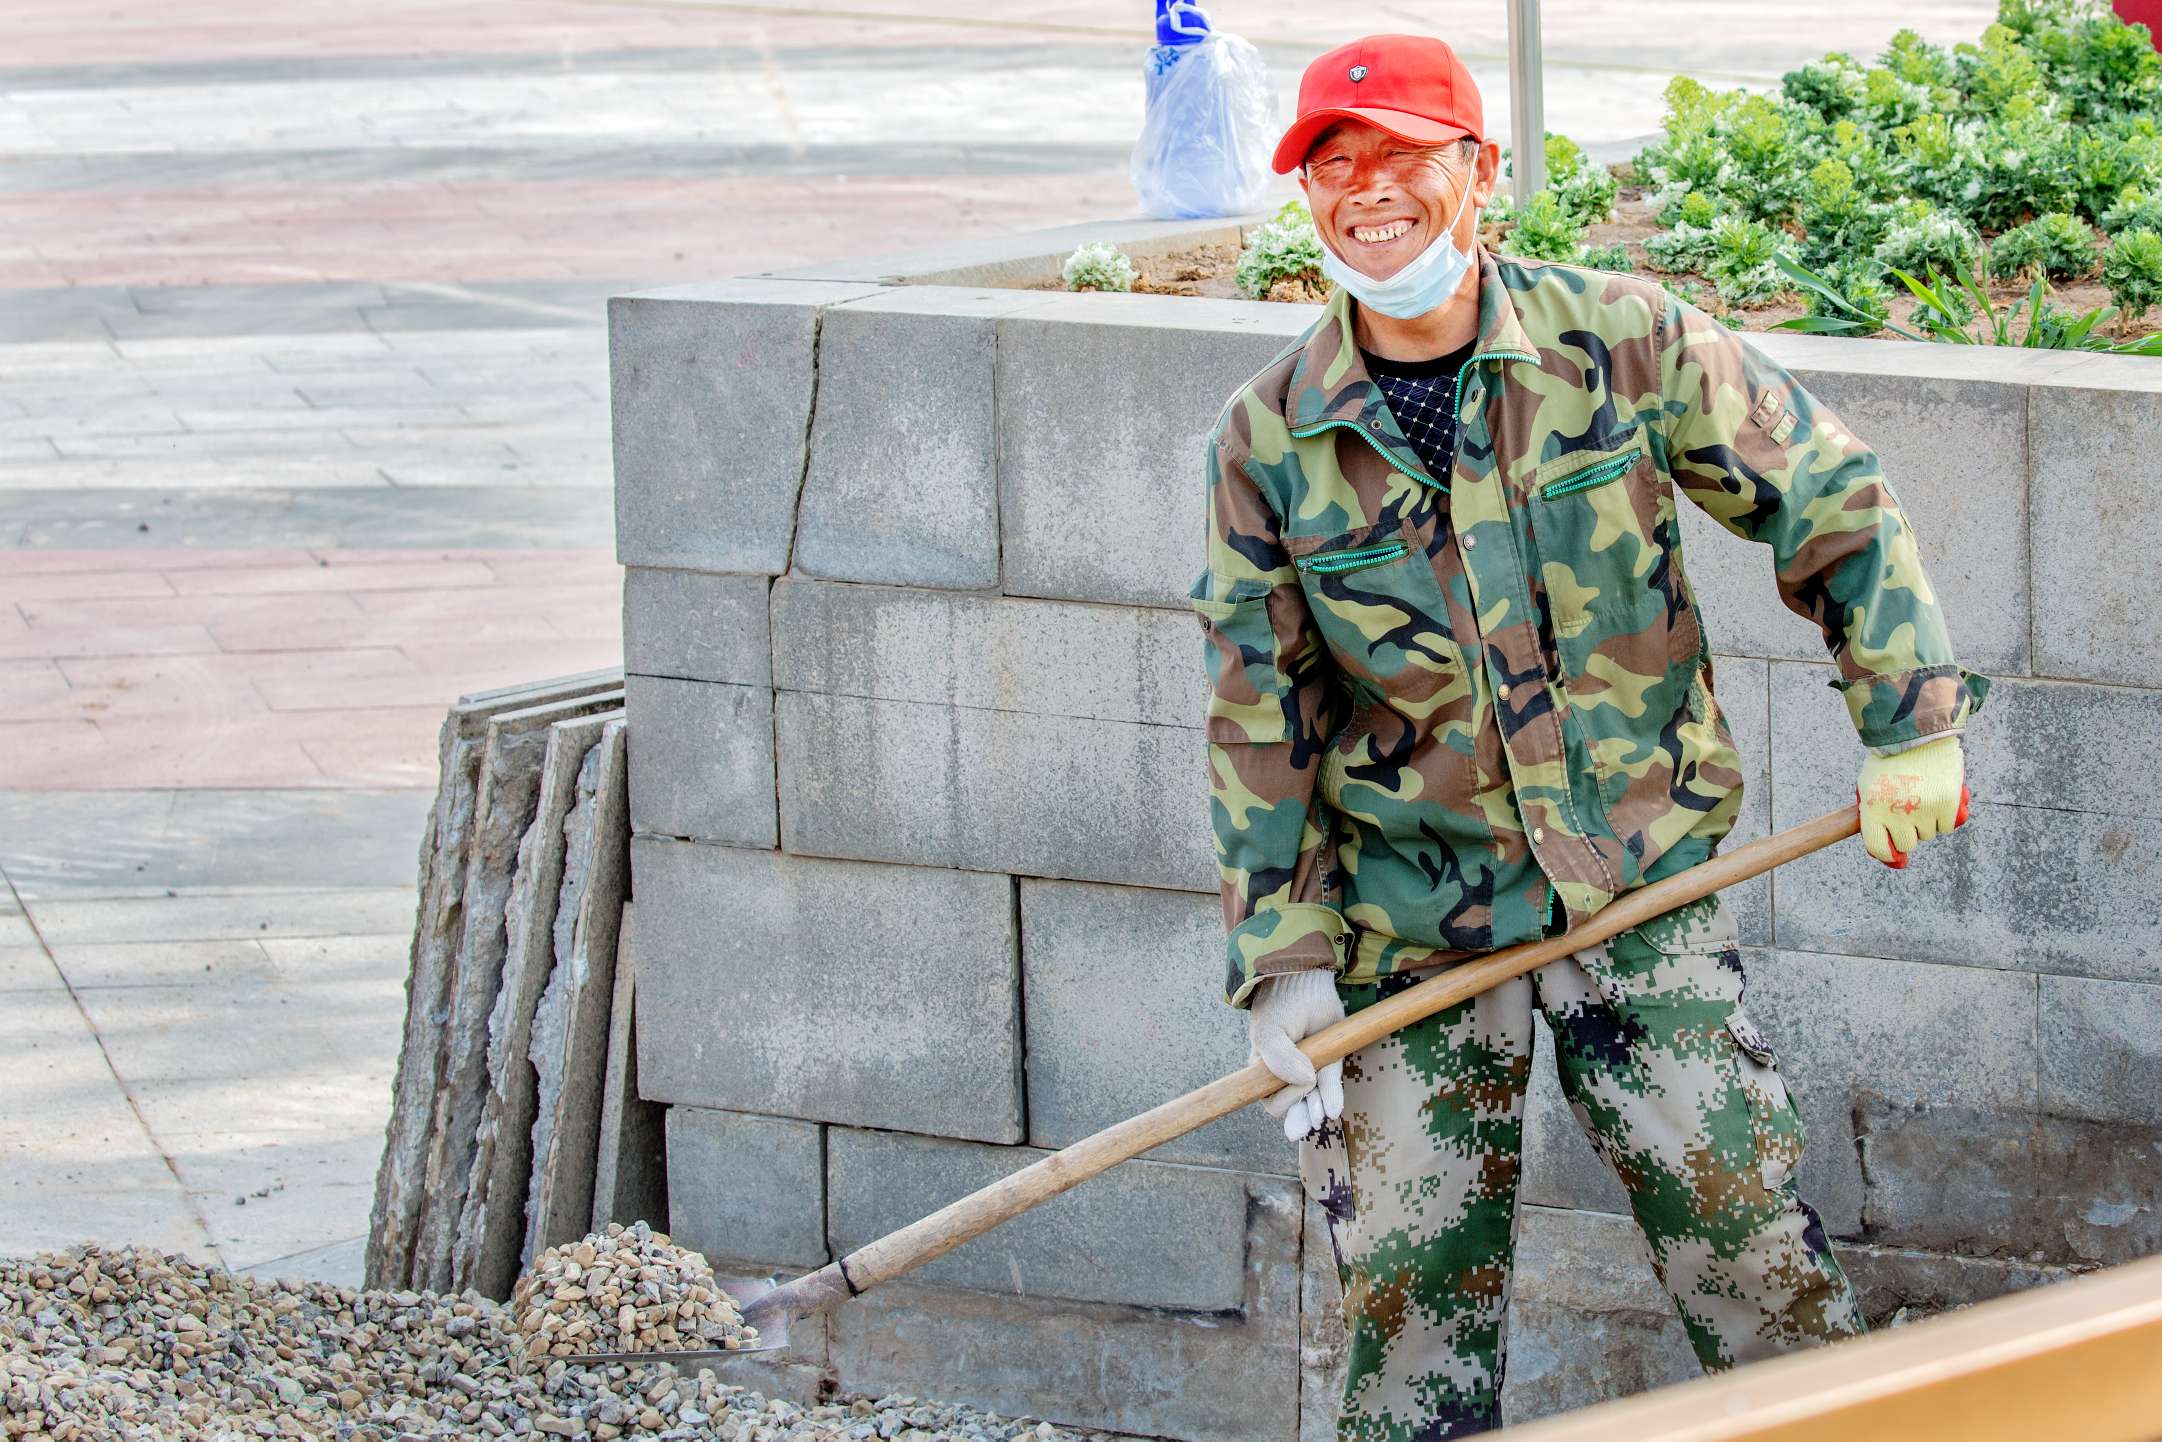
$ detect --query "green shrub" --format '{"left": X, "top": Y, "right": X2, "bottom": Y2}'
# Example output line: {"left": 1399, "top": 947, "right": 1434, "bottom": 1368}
{"left": 1881, "top": 28, "right": 1958, "bottom": 90}
{"left": 1987, "top": 210, "right": 2100, "bottom": 279}
{"left": 1542, "top": 134, "right": 1619, "bottom": 227}
{"left": 2102, "top": 184, "right": 2162, "bottom": 234}
{"left": 1061, "top": 241, "right": 1136, "bottom": 293}
{"left": 1579, "top": 242, "right": 1633, "bottom": 273}
{"left": 1797, "top": 157, "right": 1892, "bottom": 267}
{"left": 1783, "top": 53, "right": 1869, "bottom": 120}
{"left": 2025, "top": 8, "right": 2162, "bottom": 122}
{"left": 1720, "top": 93, "right": 1810, "bottom": 222}
{"left": 2067, "top": 121, "right": 2162, "bottom": 223}
{"left": 2103, "top": 226, "right": 2162, "bottom": 319}
{"left": 1499, "top": 190, "right": 1586, "bottom": 262}
{"left": 1232, "top": 201, "right": 1326, "bottom": 300}
{"left": 1705, "top": 216, "right": 1788, "bottom": 306}
{"left": 1954, "top": 23, "right": 2047, "bottom": 115}
{"left": 1644, "top": 194, "right": 1724, "bottom": 274}
{"left": 1962, "top": 95, "right": 2080, "bottom": 229}
{"left": 1860, "top": 64, "right": 1941, "bottom": 129}
{"left": 1874, "top": 202, "right": 1983, "bottom": 277}
{"left": 1810, "top": 258, "right": 1895, "bottom": 335}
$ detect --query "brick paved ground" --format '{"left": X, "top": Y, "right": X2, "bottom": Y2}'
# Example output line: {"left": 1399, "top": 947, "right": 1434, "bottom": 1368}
{"left": 0, "top": 0, "right": 1992, "bottom": 1286}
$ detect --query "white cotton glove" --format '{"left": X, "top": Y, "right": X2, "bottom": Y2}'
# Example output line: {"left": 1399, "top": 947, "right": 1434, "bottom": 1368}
{"left": 1247, "top": 969, "right": 1346, "bottom": 1142}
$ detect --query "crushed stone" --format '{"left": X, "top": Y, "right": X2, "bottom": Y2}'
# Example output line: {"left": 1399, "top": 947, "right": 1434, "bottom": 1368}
{"left": 512, "top": 1222, "right": 756, "bottom": 1361}
{"left": 0, "top": 1240, "right": 1158, "bottom": 1442}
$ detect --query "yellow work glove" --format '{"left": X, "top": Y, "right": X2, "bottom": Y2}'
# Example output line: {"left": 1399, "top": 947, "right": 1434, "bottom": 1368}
{"left": 1856, "top": 733, "right": 1971, "bottom": 868}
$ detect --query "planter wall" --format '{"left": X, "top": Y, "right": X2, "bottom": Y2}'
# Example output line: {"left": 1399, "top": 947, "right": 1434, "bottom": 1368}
{"left": 608, "top": 216, "right": 2162, "bottom": 1439}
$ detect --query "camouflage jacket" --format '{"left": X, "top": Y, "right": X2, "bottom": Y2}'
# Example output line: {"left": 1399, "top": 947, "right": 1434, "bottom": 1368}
{"left": 1191, "top": 248, "right": 1988, "bottom": 1009}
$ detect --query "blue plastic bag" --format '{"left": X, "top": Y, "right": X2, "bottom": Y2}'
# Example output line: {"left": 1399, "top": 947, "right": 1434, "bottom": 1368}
{"left": 1131, "top": 2, "right": 1278, "bottom": 220}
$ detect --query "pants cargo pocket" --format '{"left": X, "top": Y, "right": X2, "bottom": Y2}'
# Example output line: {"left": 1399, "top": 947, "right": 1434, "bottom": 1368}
{"left": 1725, "top": 997, "right": 1806, "bottom": 1193}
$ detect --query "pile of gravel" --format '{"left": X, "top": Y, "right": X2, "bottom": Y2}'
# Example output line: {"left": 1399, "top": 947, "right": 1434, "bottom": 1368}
{"left": 0, "top": 1242, "right": 1148, "bottom": 1441}
{"left": 513, "top": 1223, "right": 756, "bottom": 1362}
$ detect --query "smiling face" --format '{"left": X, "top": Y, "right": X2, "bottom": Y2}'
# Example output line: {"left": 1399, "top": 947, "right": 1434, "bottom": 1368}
{"left": 1297, "top": 120, "right": 1499, "bottom": 281}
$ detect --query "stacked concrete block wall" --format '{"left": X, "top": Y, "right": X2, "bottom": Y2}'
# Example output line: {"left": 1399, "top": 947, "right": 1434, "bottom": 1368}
{"left": 611, "top": 219, "right": 2161, "bottom": 1437}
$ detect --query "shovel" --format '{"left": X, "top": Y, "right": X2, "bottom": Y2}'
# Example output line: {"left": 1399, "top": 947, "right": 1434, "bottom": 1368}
{"left": 567, "top": 795, "right": 1957, "bottom": 1365}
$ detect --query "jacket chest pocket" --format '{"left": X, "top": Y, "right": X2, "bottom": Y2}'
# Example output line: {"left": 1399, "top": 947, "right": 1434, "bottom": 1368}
{"left": 1287, "top": 517, "right": 1457, "bottom": 704}
{"left": 1527, "top": 426, "right": 1694, "bottom": 678}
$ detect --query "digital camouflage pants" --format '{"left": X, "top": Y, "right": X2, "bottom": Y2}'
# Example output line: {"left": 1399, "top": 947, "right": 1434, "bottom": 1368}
{"left": 1298, "top": 895, "right": 1865, "bottom": 1439}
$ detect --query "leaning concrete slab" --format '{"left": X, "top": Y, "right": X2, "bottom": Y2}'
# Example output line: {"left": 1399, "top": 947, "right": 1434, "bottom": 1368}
{"left": 366, "top": 667, "right": 623, "bottom": 1290}
{"left": 589, "top": 901, "right": 667, "bottom": 1237}
{"left": 522, "top": 718, "right": 634, "bottom": 1272}
{"left": 452, "top": 708, "right": 616, "bottom": 1298}
{"left": 407, "top": 686, "right": 626, "bottom": 1293}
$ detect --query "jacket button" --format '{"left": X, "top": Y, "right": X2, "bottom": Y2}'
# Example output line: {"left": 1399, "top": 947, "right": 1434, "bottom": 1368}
{"left": 1498, "top": 683, "right": 1512, "bottom": 701}
{"left": 1532, "top": 826, "right": 1546, "bottom": 843}
{"left": 1463, "top": 534, "right": 1477, "bottom": 549}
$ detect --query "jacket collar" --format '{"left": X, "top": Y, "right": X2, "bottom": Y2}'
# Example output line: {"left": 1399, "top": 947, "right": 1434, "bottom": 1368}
{"left": 1282, "top": 246, "right": 1540, "bottom": 439}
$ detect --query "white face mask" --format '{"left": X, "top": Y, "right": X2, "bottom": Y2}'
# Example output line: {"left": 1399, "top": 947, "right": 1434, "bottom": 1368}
{"left": 1315, "top": 165, "right": 1478, "bottom": 320}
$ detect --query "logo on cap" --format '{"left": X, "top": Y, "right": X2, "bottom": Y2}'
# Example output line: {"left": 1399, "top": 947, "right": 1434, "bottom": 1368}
{"left": 1348, "top": 64, "right": 1368, "bottom": 81}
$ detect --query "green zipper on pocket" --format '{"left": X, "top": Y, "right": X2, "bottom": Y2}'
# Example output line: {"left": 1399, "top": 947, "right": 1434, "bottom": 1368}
{"left": 1295, "top": 540, "right": 1409, "bottom": 575}
{"left": 1539, "top": 451, "right": 1639, "bottom": 500}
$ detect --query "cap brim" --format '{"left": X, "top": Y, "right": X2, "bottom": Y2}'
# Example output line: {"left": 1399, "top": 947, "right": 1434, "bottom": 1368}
{"left": 1271, "top": 107, "right": 1477, "bottom": 174}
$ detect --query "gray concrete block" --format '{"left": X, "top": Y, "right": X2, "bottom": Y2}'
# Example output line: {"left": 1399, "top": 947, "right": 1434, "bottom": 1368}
{"left": 825, "top": 1127, "right": 1252, "bottom": 1311}
{"left": 622, "top": 569, "right": 770, "bottom": 686}
{"left": 411, "top": 686, "right": 626, "bottom": 1293}
{"left": 608, "top": 278, "right": 886, "bottom": 574}
{"left": 2031, "top": 380, "right": 2162, "bottom": 686}
{"left": 1677, "top": 369, "right": 2030, "bottom": 677}
{"left": 770, "top": 578, "right": 1203, "bottom": 727}
{"left": 1299, "top": 1206, "right": 1348, "bottom": 1442}
{"left": 591, "top": 903, "right": 667, "bottom": 1236}
{"left": 995, "top": 292, "right": 1314, "bottom": 608}
{"left": 1843, "top": 1242, "right": 2071, "bottom": 1325}
{"left": 368, "top": 670, "right": 624, "bottom": 1289}
{"left": 663, "top": 1107, "right": 826, "bottom": 1271}
{"left": 829, "top": 1171, "right": 1302, "bottom": 1442}
{"left": 1498, "top": 1205, "right": 1699, "bottom": 1425}
{"left": 524, "top": 718, "right": 635, "bottom": 1272}
{"left": 1745, "top": 947, "right": 2039, "bottom": 1241}
{"left": 796, "top": 289, "right": 1046, "bottom": 589}
{"left": 776, "top": 691, "right": 1213, "bottom": 892}
{"left": 1768, "top": 663, "right": 2161, "bottom": 982}
{"left": 623, "top": 676, "right": 776, "bottom": 848}
{"left": 454, "top": 709, "right": 613, "bottom": 1298}
{"left": 631, "top": 840, "right": 1023, "bottom": 1143}
{"left": 2040, "top": 973, "right": 2162, "bottom": 1125}
{"left": 1018, "top": 879, "right": 1286, "bottom": 1174}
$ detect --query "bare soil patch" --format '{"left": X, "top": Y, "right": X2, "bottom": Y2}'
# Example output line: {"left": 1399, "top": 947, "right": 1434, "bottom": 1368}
{"left": 1038, "top": 188, "right": 2132, "bottom": 340}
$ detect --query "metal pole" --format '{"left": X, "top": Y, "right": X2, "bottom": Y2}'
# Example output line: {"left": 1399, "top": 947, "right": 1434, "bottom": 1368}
{"left": 1507, "top": 0, "right": 1545, "bottom": 203}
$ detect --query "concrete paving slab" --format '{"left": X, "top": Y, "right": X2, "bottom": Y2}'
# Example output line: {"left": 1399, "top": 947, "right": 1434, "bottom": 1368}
{"left": 0, "top": 988, "right": 215, "bottom": 1262}
{"left": 0, "top": 945, "right": 66, "bottom": 992}
{"left": 0, "top": 788, "right": 433, "bottom": 899}
{"left": 27, "top": 886, "right": 417, "bottom": 946}
{"left": 235, "top": 1233, "right": 366, "bottom": 1290}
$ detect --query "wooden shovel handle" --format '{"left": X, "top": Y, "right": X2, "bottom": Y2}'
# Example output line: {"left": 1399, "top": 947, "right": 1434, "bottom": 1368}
{"left": 753, "top": 805, "right": 1861, "bottom": 1324}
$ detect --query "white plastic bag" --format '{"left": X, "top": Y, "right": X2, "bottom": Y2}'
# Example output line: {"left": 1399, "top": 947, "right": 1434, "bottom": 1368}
{"left": 1130, "top": 22, "right": 1278, "bottom": 220}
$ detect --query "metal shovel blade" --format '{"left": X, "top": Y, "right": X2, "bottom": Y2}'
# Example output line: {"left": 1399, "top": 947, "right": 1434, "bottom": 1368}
{"left": 558, "top": 1275, "right": 790, "bottom": 1365}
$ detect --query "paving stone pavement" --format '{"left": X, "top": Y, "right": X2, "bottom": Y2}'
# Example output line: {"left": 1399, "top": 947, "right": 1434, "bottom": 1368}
{"left": 0, "top": 0, "right": 1992, "bottom": 1292}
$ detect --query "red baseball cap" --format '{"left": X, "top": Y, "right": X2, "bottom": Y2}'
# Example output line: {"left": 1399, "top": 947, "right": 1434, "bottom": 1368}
{"left": 1271, "top": 34, "right": 1485, "bottom": 175}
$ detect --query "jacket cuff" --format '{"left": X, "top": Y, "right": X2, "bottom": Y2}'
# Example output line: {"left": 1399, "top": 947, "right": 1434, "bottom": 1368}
{"left": 1831, "top": 664, "right": 1990, "bottom": 750}
{"left": 1223, "top": 903, "right": 1349, "bottom": 1009}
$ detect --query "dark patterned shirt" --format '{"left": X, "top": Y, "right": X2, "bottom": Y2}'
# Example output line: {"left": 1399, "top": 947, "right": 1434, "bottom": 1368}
{"left": 1360, "top": 338, "right": 1477, "bottom": 482}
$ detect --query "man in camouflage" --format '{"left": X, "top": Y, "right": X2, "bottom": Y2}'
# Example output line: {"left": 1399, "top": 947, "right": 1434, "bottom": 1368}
{"left": 1190, "top": 35, "right": 1986, "bottom": 1439}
